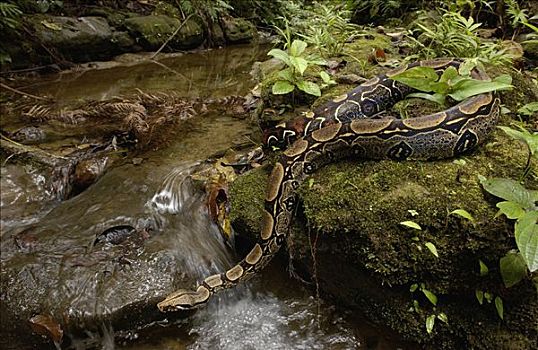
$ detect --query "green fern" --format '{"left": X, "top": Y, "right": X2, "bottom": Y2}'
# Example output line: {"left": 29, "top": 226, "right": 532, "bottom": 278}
{"left": 0, "top": 2, "right": 22, "bottom": 30}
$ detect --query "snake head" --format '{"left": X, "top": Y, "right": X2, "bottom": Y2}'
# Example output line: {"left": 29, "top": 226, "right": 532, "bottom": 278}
{"left": 157, "top": 286, "right": 210, "bottom": 312}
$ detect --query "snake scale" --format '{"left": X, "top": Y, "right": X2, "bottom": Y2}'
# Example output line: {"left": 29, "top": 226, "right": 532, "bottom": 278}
{"left": 158, "top": 58, "right": 500, "bottom": 311}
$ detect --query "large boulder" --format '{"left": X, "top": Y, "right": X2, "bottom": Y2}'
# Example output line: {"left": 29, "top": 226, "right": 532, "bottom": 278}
{"left": 124, "top": 15, "right": 203, "bottom": 51}
{"left": 29, "top": 16, "right": 121, "bottom": 62}
{"left": 221, "top": 17, "right": 257, "bottom": 44}
{"left": 229, "top": 129, "right": 538, "bottom": 349}
{"left": 0, "top": 163, "right": 229, "bottom": 348}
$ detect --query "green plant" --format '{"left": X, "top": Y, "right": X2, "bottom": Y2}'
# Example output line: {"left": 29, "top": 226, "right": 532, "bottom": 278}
{"left": 0, "top": 2, "right": 21, "bottom": 31}
{"left": 391, "top": 63, "right": 512, "bottom": 107}
{"left": 268, "top": 39, "right": 331, "bottom": 97}
{"left": 407, "top": 10, "right": 514, "bottom": 66}
{"left": 0, "top": 2, "right": 22, "bottom": 65}
{"left": 298, "top": 3, "right": 359, "bottom": 58}
{"left": 498, "top": 125, "right": 537, "bottom": 179}
{"left": 399, "top": 220, "right": 439, "bottom": 257}
{"left": 409, "top": 282, "right": 448, "bottom": 333}
{"left": 474, "top": 260, "right": 505, "bottom": 320}
{"left": 479, "top": 175, "right": 538, "bottom": 275}
{"left": 35, "top": 0, "right": 63, "bottom": 13}
{"left": 517, "top": 102, "right": 538, "bottom": 117}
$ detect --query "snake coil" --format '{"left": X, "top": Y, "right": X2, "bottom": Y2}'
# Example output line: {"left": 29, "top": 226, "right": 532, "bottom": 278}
{"left": 158, "top": 59, "right": 500, "bottom": 311}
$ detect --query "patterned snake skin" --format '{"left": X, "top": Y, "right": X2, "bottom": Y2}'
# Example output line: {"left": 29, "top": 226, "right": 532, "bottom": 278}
{"left": 158, "top": 58, "right": 500, "bottom": 311}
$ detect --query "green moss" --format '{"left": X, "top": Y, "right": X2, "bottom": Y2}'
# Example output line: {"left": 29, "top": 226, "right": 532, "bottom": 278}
{"left": 229, "top": 129, "right": 537, "bottom": 347}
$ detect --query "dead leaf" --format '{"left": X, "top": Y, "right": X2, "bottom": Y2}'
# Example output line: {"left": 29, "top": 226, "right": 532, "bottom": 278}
{"left": 41, "top": 20, "right": 62, "bottom": 31}
{"left": 29, "top": 314, "right": 63, "bottom": 343}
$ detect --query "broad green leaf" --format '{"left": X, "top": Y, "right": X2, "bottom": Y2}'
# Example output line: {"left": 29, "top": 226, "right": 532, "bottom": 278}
{"left": 484, "top": 291, "right": 493, "bottom": 303}
{"left": 479, "top": 177, "right": 537, "bottom": 210}
{"left": 459, "top": 60, "right": 477, "bottom": 76}
{"left": 425, "top": 242, "right": 439, "bottom": 257}
{"left": 515, "top": 211, "right": 538, "bottom": 272}
{"left": 439, "top": 66, "right": 459, "bottom": 84}
{"left": 319, "top": 71, "right": 331, "bottom": 84}
{"left": 495, "top": 296, "right": 504, "bottom": 320}
{"left": 290, "top": 56, "right": 308, "bottom": 75}
{"left": 497, "top": 126, "right": 538, "bottom": 155}
{"left": 268, "top": 48, "right": 291, "bottom": 65}
{"left": 391, "top": 66, "right": 439, "bottom": 92}
{"left": 449, "top": 76, "right": 513, "bottom": 101}
{"left": 272, "top": 80, "right": 294, "bottom": 95}
{"left": 296, "top": 80, "right": 321, "bottom": 96}
{"left": 479, "top": 259, "right": 489, "bottom": 276}
{"left": 494, "top": 74, "right": 513, "bottom": 85}
{"left": 496, "top": 201, "right": 526, "bottom": 220}
{"left": 400, "top": 221, "right": 422, "bottom": 230}
{"left": 290, "top": 39, "right": 307, "bottom": 57}
{"left": 422, "top": 289, "right": 438, "bottom": 306}
{"left": 277, "top": 68, "right": 293, "bottom": 82}
{"left": 450, "top": 209, "right": 475, "bottom": 223}
{"left": 437, "top": 312, "right": 448, "bottom": 324}
{"left": 426, "top": 314, "right": 436, "bottom": 334}
{"left": 410, "top": 283, "right": 419, "bottom": 292}
{"left": 407, "top": 92, "right": 446, "bottom": 106}
{"left": 500, "top": 251, "right": 527, "bottom": 288}
{"left": 475, "top": 289, "right": 484, "bottom": 304}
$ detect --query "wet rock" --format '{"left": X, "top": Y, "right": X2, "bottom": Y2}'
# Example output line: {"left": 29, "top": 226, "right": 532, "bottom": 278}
{"left": 221, "top": 17, "right": 257, "bottom": 44}
{"left": 29, "top": 16, "right": 120, "bottom": 62}
{"left": 72, "top": 156, "right": 109, "bottom": 194}
{"left": 250, "top": 58, "right": 286, "bottom": 81}
{"left": 0, "top": 163, "right": 228, "bottom": 348}
{"left": 10, "top": 127, "right": 46, "bottom": 144}
{"left": 124, "top": 15, "right": 204, "bottom": 51}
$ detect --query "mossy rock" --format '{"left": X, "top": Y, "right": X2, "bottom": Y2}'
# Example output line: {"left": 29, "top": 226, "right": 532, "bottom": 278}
{"left": 228, "top": 128, "right": 537, "bottom": 347}
{"left": 124, "top": 15, "right": 203, "bottom": 51}
{"left": 221, "top": 17, "right": 257, "bottom": 44}
{"left": 28, "top": 15, "right": 119, "bottom": 62}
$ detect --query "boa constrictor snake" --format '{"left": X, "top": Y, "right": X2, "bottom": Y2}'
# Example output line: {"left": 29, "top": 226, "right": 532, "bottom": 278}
{"left": 158, "top": 58, "right": 500, "bottom": 311}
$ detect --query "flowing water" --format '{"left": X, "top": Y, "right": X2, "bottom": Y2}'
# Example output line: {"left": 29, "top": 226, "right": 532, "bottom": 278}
{"left": 1, "top": 45, "right": 408, "bottom": 349}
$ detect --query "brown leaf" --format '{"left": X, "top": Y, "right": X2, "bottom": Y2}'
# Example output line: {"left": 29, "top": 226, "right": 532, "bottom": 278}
{"left": 29, "top": 314, "right": 63, "bottom": 343}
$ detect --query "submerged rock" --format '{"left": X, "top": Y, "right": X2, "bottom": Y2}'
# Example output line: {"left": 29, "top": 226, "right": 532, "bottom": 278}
{"left": 0, "top": 163, "right": 230, "bottom": 348}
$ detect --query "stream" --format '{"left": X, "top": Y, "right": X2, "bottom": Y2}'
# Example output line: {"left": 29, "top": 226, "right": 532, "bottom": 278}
{"left": 1, "top": 45, "right": 407, "bottom": 349}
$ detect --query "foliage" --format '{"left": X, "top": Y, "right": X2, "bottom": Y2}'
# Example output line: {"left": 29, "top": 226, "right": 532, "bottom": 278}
{"left": 399, "top": 220, "right": 439, "bottom": 258}
{"left": 479, "top": 174, "right": 538, "bottom": 279}
{"left": 272, "top": 2, "right": 360, "bottom": 59}
{"left": 268, "top": 39, "right": 334, "bottom": 97}
{"left": 504, "top": 0, "right": 538, "bottom": 35}
{"left": 409, "top": 282, "right": 448, "bottom": 334}
{"left": 297, "top": 3, "right": 360, "bottom": 58}
{"left": 231, "top": 0, "right": 304, "bottom": 28}
{"left": 0, "top": 2, "right": 21, "bottom": 31}
{"left": 517, "top": 102, "right": 538, "bottom": 117}
{"left": 0, "top": 1, "right": 22, "bottom": 65}
{"left": 391, "top": 64, "right": 513, "bottom": 107}
{"left": 172, "top": 0, "right": 232, "bottom": 22}
{"left": 407, "top": 10, "right": 514, "bottom": 67}
{"left": 35, "top": 0, "right": 63, "bottom": 13}
{"left": 474, "top": 261, "right": 505, "bottom": 320}
{"left": 346, "top": 0, "right": 423, "bottom": 23}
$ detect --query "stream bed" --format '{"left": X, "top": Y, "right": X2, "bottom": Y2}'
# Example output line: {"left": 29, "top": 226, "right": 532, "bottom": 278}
{"left": 1, "top": 45, "right": 408, "bottom": 349}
